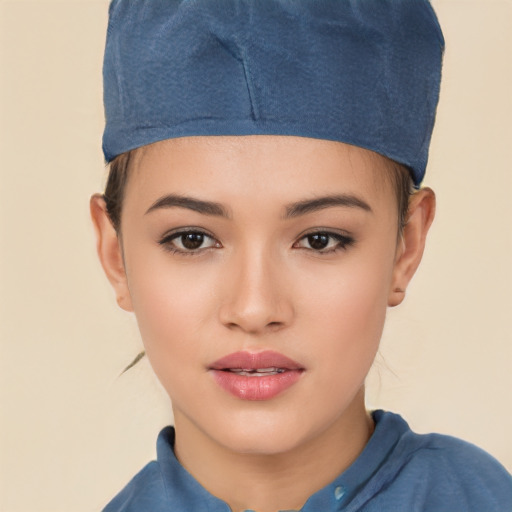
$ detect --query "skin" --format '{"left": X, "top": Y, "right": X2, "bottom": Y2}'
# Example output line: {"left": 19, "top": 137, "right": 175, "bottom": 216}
{"left": 91, "top": 135, "right": 435, "bottom": 512}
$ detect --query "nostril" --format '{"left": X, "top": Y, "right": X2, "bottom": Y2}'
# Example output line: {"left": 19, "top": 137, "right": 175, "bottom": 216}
{"left": 223, "top": 320, "right": 284, "bottom": 334}
{"left": 218, "top": 286, "right": 294, "bottom": 333}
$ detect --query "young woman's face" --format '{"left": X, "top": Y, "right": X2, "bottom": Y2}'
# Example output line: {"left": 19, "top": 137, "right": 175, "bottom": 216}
{"left": 118, "top": 135, "right": 402, "bottom": 455}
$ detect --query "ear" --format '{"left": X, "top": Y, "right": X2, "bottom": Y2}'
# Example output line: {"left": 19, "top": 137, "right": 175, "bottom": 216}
{"left": 90, "top": 194, "right": 133, "bottom": 312}
{"left": 388, "top": 187, "right": 436, "bottom": 307}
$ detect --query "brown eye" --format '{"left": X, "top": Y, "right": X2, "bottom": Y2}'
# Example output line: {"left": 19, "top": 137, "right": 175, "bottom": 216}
{"left": 307, "top": 234, "right": 330, "bottom": 250}
{"left": 159, "top": 230, "right": 219, "bottom": 253}
{"left": 180, "top": 233, "right": 205, "bottom": 250}
{"left": 294, "top": 231, "right": 355, "bottom": 253}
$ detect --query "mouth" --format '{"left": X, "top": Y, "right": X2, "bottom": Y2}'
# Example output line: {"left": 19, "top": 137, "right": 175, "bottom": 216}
{"left": 223, "top": 367, "right": 287, "bottom": 377}
{"left": 209, "top": 351, "right": 304, "bottom": 401}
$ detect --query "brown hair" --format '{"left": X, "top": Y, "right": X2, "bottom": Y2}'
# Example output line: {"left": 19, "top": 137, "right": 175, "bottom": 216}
{"left": 103, "top": 149, "right": 414, "bottom": 235}
{"left": 103, "top": 150, "right": 134, "bottom": 233}
{"left": 387, "top": 162, "right": 415, "bottom": 234}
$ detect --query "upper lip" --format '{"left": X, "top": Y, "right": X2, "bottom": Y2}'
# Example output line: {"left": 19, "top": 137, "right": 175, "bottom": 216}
{"left": 209, "top": 350, "right": 304, "bottom": 371}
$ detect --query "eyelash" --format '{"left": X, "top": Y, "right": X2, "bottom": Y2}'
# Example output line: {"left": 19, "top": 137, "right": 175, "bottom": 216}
{"left": 159, "top": 228, "right": 220, "bottom": 256}
{"left": 293, "top": 231, "right": 355, "bottom": 253}
{"left": 158, "top": 229, "right": 355, "bottom": 255}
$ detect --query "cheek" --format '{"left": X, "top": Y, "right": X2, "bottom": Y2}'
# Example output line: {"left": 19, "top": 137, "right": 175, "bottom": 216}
{"left": 125, "top": 253, "right": 218, "bottom": 379}
{"left": 322, "top": 261, "right": 390, "bottom": 336}
{"left": 296, "top": 252, "right": 394, "bottom": 384}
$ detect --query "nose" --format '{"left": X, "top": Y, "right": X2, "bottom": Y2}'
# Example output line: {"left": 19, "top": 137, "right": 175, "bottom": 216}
{"left": 218, "top": 247, "right": 294, "bottom": 335}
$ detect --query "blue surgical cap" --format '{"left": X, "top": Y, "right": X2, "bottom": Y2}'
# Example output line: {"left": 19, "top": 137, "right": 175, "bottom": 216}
{"left": 103, "top": 0, "right": 445, "bottom": 186}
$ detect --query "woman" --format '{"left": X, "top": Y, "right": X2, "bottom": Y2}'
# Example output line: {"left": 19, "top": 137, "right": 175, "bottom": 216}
{"left": 91, "top": 1, "right": 512, "bottom": 510}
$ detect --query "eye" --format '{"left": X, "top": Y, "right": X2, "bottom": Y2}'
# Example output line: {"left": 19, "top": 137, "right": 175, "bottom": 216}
{"left": 293, "top": 231, "right": 354, "bottom": 253}
{"left": 159, "top": 229, "right": 220, "bottom": 254}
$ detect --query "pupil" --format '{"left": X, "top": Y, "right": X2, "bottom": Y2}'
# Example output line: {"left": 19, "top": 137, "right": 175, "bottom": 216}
{"left": 182, "top": 233, "right": 204, "bottom": 250}
{"left": 308, "top": 234, "right": 329, "bottom": 250}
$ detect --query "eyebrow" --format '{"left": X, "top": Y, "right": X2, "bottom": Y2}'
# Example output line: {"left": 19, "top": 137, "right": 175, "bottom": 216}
{"left": 144, "top": 193, "right": 371, "bottom": 219}
{"left": 145, "top": 194, "right": 229, "bottom": 217}
{"left": 285, "top": 194, "right": 372, "bottom": 218}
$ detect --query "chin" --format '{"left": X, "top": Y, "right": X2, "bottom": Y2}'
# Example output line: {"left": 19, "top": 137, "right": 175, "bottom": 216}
{"left": 208, "top": 408, "right": 329, "bottom": 457}
{"left": 221, "top": 429, "right": 305, "bottom": 456}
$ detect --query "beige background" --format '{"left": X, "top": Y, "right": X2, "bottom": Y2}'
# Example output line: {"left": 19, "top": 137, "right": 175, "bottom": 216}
{"left": 0, "top": 0, "right": 511, "bottom": 511}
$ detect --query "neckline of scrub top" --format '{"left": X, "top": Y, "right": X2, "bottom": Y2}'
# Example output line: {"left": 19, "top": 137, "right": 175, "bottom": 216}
{"left": 155, "top": 410, "right": 410, "bottom": 512}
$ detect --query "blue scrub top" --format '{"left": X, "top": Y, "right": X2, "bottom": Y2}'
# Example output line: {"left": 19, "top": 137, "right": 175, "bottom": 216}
{"left": 103, "top": 410, "right": 512, "bottom": 511}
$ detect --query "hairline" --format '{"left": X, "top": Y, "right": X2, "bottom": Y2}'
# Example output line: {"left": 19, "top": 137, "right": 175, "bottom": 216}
{"left": 103, "top": 146, "right": 413, "bottom": 236}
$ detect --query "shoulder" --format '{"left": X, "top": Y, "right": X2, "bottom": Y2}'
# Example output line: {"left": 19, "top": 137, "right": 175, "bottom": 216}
{"left": 375, "top": 412, "right": 512, "bottom": 511}
{"left": 102, "top": 461, "right": 169, "bottom": 512}
{"left": 413, "top": 435, "right": 512, "bottom": 511}
{"left": 101, "top": 426, "right": 229, "bottom": 512}
{"left": 410, "top": 432, "right": 511, "bottom": 488}
{"left": 101, "top": 427, "right": 175, "bottom": 512}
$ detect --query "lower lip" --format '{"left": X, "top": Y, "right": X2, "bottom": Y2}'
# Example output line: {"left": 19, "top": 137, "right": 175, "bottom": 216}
{"left": 211, "top": 369, "right": 303, "bottom": 401}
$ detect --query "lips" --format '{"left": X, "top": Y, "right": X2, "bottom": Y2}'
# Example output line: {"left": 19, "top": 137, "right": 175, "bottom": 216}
{"left": 209, "top": 350, "right": 304, "bottom": 401}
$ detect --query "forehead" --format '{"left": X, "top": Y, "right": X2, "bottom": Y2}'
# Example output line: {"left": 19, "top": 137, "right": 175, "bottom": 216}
{"left": 128, "top": 135, "right": 395, "bottom": 202}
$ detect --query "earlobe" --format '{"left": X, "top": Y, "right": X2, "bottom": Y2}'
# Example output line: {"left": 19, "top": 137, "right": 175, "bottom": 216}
{"left": 388, "top": 188, "right": 436, "bottom": 307}
{"left": 90, "top": 194, "right": 133, "bottom": 312}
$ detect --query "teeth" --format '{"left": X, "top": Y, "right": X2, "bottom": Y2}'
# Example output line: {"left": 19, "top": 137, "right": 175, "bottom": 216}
{"left": 227, "top": 367, "right": 286, "bottom": 376}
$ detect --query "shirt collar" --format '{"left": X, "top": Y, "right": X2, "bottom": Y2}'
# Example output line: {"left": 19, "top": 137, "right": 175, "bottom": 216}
{"left": 156, "top": 410, "right": 409, "bottom": 512}
{"left": 301, "top": 411, "right": 408, "bottom": 511}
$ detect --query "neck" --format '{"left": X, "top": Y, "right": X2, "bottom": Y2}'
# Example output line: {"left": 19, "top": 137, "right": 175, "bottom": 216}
{"left": 173, "top": 391, "right": 374, "bottom": 512}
